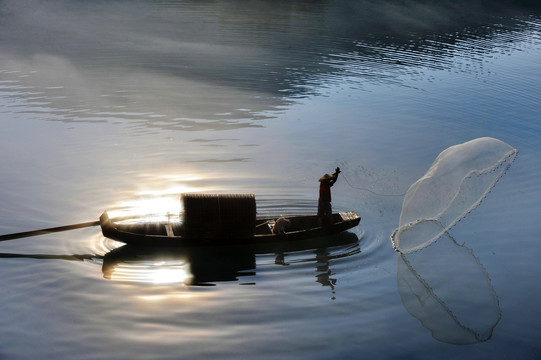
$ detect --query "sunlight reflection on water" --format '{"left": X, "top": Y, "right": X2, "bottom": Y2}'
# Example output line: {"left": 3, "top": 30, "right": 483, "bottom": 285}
{"left": 107, "top": 260, "right": 193, "bottom": 285}
{"left": 111, "top": 196, "right": 184, "bottom": 223}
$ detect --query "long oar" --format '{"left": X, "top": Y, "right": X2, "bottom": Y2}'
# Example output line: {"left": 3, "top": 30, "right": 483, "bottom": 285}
{"left": 0, "top": 215, "right": 132, "bottom": 242}
{"left": 0, "top": 220, "right": 100, "bottom": 241}
{"left": 0, "top": 252, "right": 99, "bottom": 261}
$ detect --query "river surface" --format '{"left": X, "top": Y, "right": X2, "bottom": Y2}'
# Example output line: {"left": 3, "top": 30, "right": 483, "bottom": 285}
{"left": 1, "top": 1, "right": 541, "bottom": 359}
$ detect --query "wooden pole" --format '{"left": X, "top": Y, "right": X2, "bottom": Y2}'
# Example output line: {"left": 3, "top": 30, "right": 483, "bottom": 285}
{"left": 0, "top": 215, "right": 132, "bottom": 242}
{"left": 0, "top": 221, "right": 100, "bottom": 241}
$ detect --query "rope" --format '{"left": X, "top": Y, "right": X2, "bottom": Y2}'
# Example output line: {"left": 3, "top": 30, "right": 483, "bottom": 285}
{"left": 340, "top": 171, "right": 406, "bottom": 197}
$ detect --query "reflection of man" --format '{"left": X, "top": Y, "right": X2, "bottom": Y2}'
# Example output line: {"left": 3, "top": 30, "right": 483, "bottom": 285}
{"left": 318, "top": 167, "right": 340, "bottom": 226}
{"left": 315, "top": 247, "right": 337, "bottom": 300}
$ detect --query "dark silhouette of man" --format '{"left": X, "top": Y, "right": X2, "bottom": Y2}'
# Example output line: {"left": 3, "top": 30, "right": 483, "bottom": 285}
{"left": 318, "top": 167, "right": 340, "bottom": 226}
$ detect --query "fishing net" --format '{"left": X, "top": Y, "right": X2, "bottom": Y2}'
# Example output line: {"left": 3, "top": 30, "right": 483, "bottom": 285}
{"left": 390, "top": 137, "right": 514, "bottom": 344}
{"left": 391, "top": 137, "right": 517, "bottom": 254}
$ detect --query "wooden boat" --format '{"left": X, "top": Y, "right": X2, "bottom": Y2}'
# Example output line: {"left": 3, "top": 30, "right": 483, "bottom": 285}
{"left": 100, "top": 193, "right": 360, "bottom": 246}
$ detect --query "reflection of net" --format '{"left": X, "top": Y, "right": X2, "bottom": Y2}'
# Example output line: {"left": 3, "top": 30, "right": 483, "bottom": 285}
{"left": 397, "top": 223, "right": 501, "bottom": 345}
{"left": 392, "top": 137, "right": 517, "bottom": 254}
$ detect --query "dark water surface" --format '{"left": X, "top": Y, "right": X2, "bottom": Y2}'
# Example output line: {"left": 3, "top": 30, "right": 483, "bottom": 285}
{"left": 1, "top": 1, "right": 541, "bottom": 359}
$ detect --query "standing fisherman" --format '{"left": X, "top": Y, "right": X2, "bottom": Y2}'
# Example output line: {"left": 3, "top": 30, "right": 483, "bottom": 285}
{"left": 318, "top": 167, "right": 341, "bottom": 226}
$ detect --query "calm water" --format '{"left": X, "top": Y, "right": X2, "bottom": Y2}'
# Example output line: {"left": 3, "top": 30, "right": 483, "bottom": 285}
{"left": 1, "top": 0, "right": 541, "bottom": 359}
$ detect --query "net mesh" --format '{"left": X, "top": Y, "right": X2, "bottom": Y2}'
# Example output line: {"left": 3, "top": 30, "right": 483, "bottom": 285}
{"left": 391, "top": 137, "right": 517, "bottom": 254}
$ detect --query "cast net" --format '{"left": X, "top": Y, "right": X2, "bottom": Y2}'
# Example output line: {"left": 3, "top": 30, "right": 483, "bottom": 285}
{"left": 391, "top": 137, "right": 517, "bottom": 254}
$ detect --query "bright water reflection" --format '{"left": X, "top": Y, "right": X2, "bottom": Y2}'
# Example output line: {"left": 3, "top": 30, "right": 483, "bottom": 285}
{"left": 106, "top": 258, "right": 193, "bottom": 285}
{"left": 1, "top": 1, "right": 539, "bottom": 129}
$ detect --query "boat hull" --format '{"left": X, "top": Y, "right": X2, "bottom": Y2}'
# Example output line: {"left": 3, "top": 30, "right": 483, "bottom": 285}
{"left": 100, "top": 211, "right": 360, "bottom": 246}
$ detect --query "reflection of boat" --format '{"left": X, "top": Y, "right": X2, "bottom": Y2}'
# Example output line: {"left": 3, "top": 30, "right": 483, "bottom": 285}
{"left": 0, "top": 231, "right": 359, "bottom": 287}
{"left": 100, "top": 194, "right": 360, "bottom": 246}
{"left": 102, "top": 231, "right": 360, "bottom": 285}
{"left": 102, "top": 244, "right": 255, "bottom": 284}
